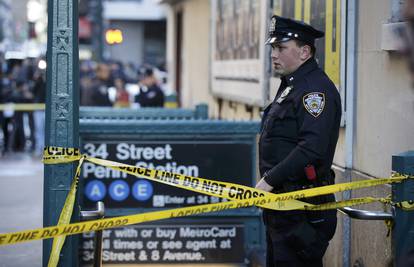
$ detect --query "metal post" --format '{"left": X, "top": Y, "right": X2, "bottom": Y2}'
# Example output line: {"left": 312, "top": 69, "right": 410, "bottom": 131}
{"left": 392, "top": 151, "right": 414, "bottom": 267}
{"left": 195, "top": 103, "right": 208, "bottom": 119}
{"left": 89, "top": 0, "right": 103, "bottom": 61}
{"left": 80, "top": 202, "right": 105, "bottom": 267}
{"left": 343, "top": 1, "right": 358, "bottom": 266}
{"left": 43, "top": 0, "right": 79, "bottom": 266}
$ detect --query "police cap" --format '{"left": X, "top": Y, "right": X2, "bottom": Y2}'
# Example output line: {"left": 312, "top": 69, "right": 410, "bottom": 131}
{"left": 137, "top": 66, "right": 154, "bottom": 80}
{"left": 265, "top": 15, "right": 324, "bottom": 46}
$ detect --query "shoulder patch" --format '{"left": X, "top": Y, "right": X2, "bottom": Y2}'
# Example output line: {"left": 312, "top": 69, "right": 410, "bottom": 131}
{"left": 303, "top": 92, "right": 325, "bottom": 117}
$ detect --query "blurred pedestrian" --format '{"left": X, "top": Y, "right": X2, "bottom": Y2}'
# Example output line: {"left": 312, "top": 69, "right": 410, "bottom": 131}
{"left": 0, "top": 62, "right": 6, "bottom": 153}
{"left": 113, "top": 77, "right": 130, "bottom": 108}
{"left": 124, "top": 62, "right": 139, "bottom": 83}
{"left": 20, "top": 58, "right": 36, "bottom": 151}
{"left": 255, "top": 16, "right": 341, "bottom": 267}
{"left": 80, "top": 60, "right": 95, "bottom": 106}
{"left": 134, "top": 67, "right": 165, "bottom": 107}
{"left": 83, "top": 63, "right": 113, "bottom": 106}
{"left": 11, "top": 80, "right": 33, "bottom": 151}
{"left": 32, "top": 65, "right": 46, "bottom": 156}
{"left": 109, "top": 60, "right": 124, "bottom": 81}
{"left": 1, "top": 71, "right": 15, "bottom": 153}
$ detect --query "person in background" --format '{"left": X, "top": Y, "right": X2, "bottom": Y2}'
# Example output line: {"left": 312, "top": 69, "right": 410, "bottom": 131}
{"left": 1, "top": 70, "right": 15, "bottom": 153}
{"left": 11, "top": 80, "right": 33, "bottom": 151}
{"left": 20, "top": 58, "right": 36, "bottom": 151}
{"left": 0, "top": 62, "right": 7, "bottom": 154}
{"left": 80, "top": 60, "right": 95, "bottom": 106}
{"left": 134, "top": 67, "right": 165, "bottom": 107}
{"left": 113, "top": 77, "right": 130, "bottom": 108}
{"left": 109, "top": 60, "right": 125, "bottom": 81}
{"left": 124, "top": 62, "right": 139, "bottom": 83}
{"left": 32, "top": 64, "right": 46, "bottom": 156}
{"left": 255, "top": 15, "right": 341, "bottom": 267}
{"left": 87, "top": 63, "right": 113, "bottom": 106}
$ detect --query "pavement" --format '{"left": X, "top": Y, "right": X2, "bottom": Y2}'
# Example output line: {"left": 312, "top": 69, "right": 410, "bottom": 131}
{"left": 0, "top": 152, "right": 43, "bottom": 267}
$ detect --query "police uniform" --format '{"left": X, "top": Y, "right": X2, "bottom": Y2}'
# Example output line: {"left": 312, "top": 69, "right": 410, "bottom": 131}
{"left": 135, "top": 84, "right": 165, "bottom": 107}
{"left": 259, "top": 16, "right": 342, "bottom": 266}
{"left": 134, "top": 67, "right": 165, "bottom": 107}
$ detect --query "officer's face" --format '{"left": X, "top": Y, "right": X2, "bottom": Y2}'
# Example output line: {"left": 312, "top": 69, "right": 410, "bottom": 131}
{"left": 271, "top": 40, "right": 309, "bottom": 76}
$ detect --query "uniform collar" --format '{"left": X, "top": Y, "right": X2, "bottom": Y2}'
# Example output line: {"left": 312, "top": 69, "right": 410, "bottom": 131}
{"left": 282, "top": 57, "right": 318, "bottom": 86}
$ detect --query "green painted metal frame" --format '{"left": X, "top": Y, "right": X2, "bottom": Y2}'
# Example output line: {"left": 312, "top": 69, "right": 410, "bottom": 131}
{"left": 44, "top": 0, "right": 79, "bottom": 266}
{"left": 80, "top": 120, "right": 261, "bottom": 218}
{"left": 79, "top": 103, "right": 209, "bottom": 121}
{"left": 79, "top": 120, "right": 264, "bottom": 263}
{"left": 392, "top": 151, "right": 414, "bottom": 266}
{"left": 79, "top": 120, "right": 259, "bottom": 135}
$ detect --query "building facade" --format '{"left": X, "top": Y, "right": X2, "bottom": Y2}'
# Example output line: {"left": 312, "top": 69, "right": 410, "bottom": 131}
{"left": 102, "top": 0, "right": 167, "bottom": 66}
{"left": 0, "top": 0, "right": 47, "bottom": 56}
{"left": 162, "top": 0, "right": 414, "bottom": 266}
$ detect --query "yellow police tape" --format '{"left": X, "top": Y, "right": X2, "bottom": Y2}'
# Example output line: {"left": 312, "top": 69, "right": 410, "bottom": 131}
{"left": 0, "top": 196, "right": 391, "bottom": 247}
{"left": 0, "top": 103, "right": 45, "bottom": 111}
{"left": 42, "top": 147, "right": 412, "bottom": 211}
{"left": 42, "top": 147, "right": 414, "bottom": 213}
{"left": 47, "top": 156, "right": 84, "bottom": 267}
{"left": 0, "top": 147, "right": 412, "bottom": 262}
{"left": 86, "top": 156, "right": 405, "bottom": 211}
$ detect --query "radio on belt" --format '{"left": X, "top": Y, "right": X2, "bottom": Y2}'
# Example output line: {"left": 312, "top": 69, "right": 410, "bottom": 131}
{"left": 305, "top": 164, "right": 317, "bottom": 181}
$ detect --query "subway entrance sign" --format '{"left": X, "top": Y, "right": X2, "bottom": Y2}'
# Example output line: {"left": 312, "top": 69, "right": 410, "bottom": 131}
{"left": 82, "top": 141, "right": 252, "bottom": 208}
{"left": 79, "top": 119, "right": 263, "bottom": 265}
{"left": 80, "top": 223, "right": 245, "bottom": 264}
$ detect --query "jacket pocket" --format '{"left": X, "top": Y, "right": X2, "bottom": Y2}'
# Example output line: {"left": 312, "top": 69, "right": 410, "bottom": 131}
{"left": 285, "top": 220, "right": 330, "bottom": 261}
{"left": 266, "top": 107, "right": 297, "bottom": 138}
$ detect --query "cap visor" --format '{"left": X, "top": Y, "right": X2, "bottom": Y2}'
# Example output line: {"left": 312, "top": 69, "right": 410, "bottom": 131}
{"left": 265, "top": 36, "right": 292, "bottom": 45}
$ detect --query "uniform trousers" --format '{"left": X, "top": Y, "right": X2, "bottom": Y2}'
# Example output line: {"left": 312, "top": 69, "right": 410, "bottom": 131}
{"left": 264, "top": 195, "right": 337, "bottom": 267}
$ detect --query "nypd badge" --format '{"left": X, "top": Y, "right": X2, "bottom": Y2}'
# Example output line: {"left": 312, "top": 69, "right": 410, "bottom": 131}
{"left": 269, "top": 16, "right": 276, "bottom": 34}
{"left": 303, "top": 92, "right": 325, "bottom": 117}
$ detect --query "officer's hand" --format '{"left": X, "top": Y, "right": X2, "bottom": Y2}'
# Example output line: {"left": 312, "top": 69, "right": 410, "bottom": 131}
{"left": 255, "top": 178, "right": 274, "bottom": 192}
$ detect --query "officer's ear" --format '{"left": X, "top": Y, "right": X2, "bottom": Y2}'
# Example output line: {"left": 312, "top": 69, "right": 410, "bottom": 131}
{"left": 299, "top": 45, "right": 312, "bottom": 60}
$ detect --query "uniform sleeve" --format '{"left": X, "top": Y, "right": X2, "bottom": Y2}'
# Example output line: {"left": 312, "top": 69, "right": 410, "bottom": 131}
{"left": 264, "top": 88, "right": 338, "bottom": 187}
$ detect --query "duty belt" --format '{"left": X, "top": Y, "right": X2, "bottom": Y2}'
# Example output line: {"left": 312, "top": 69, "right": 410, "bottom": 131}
{"left": 275, "top": 178, "right": 333, "bottom": 194}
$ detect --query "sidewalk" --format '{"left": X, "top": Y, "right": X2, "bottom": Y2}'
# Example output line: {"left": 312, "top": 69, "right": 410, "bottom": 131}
{"left": 0, "top": 153, "right": 43, "bottom": 267}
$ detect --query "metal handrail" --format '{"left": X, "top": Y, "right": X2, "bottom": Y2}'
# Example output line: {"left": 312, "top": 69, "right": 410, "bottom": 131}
{"left": 339, "top": 206, "right": 394, "bottom": 220}
{"left": 80, "top": 201, "right": 105, "bottom": 267}
{"left": 80, "top": 201, "right": 105, "bottom": 219}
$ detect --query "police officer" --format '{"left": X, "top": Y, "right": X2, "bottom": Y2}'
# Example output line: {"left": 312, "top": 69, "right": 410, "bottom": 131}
{"left": 255, "top": 16, "right": 342, "bottom": 267}
{"left": 135, "top": 67, "right": 165, "bottom": 107}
